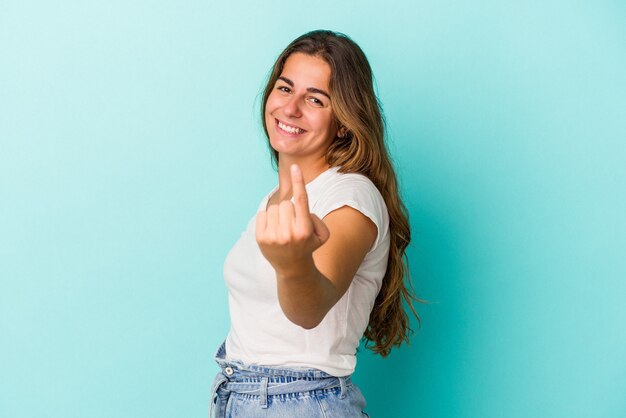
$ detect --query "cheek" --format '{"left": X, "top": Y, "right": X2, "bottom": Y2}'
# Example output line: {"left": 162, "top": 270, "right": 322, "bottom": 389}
{"left": 264, "top": 108, "right": 273, "bottom": 125}
{"left": 265, "top": 91, "right": 284, "bottom": 113}
{"left": 264, "top": 101, "right": 277, "bottom": 126}
{"left": 312, "top": 113, "right": 336, "bottom": 134}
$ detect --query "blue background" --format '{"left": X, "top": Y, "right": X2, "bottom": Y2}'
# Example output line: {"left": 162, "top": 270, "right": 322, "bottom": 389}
{"left": 1, "top": 1, "right": 625, "bottom": 417}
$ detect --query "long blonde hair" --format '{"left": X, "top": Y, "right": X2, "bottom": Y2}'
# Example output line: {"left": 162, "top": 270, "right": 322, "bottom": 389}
{"left": 261, "top": 30, "right": 423, "bottom": 356}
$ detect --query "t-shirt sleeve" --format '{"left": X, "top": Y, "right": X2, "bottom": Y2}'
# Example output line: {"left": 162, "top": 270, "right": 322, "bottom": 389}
{"left": 312, "top": 174, "right": 389, "bottom": 252}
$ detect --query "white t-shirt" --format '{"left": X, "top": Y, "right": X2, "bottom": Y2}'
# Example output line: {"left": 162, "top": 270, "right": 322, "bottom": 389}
{"left": 223, "top": 166, "right": 390, "bottom": 376}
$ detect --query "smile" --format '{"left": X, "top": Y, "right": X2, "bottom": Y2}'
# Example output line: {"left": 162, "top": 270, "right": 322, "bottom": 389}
{"left": 276, "top": 119, "right": 306, "bottom": 135}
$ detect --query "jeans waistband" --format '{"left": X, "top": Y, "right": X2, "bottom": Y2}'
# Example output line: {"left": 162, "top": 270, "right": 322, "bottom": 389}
{"left": 209, "top": 342, "right": 351, "bottom": 416}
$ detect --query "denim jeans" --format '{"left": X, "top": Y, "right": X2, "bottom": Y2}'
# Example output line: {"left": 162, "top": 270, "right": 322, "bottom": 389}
{"left": 209, "top": 343, "right": 370, "bottom": 417}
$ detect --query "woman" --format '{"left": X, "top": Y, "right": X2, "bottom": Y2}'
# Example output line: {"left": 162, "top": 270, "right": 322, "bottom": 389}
{"left": 210, "top": 30, "right": 420, "bottom": 417}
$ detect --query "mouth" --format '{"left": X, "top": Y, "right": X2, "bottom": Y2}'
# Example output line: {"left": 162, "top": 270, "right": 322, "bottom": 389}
{"left": 275, "top": 118, "right": 307, "bottom": 136}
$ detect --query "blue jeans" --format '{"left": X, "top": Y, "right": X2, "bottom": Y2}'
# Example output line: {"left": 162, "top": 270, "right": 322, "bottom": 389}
{"left": 209, "top": 343, "right": 370, "bottom": 417}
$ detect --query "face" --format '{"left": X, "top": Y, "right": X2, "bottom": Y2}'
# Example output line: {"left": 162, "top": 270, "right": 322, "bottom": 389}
{"left": 265, "top": 53, "right": 340, "bottom": 163}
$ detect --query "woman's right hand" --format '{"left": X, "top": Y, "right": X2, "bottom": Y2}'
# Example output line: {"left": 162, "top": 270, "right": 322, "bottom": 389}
{"left": 255, "top": 164, "right": 330, "bottom": 277}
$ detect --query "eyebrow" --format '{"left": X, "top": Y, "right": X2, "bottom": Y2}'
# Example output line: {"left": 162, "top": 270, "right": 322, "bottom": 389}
{"left": 277, "top": 76, "right": 331, "bottom": 100}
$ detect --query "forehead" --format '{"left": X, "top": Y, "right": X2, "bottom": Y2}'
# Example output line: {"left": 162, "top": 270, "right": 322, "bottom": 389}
{"left": 280, "top": 53, "right": 331, "bottom": 89}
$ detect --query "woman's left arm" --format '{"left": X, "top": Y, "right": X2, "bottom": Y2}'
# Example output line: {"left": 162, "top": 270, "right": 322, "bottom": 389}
{"left": 256, "top": 164, "right": 377, "bottom": 329}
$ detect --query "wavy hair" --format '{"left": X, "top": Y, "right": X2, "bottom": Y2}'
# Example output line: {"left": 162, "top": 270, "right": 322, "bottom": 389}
{"left": 261, "top": 30, "right": 424, "bottom": 356}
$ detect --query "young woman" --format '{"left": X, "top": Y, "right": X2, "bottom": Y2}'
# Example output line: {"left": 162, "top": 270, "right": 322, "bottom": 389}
{"left": 210, "top": 30, "right": 420, "bottom": 417}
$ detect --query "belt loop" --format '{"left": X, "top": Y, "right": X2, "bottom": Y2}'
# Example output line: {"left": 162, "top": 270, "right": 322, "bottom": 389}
{"left": 338, "top": 376, "right": 347, "bottom": 400}
{"left": 209, "top": 372, "right": 229, "bottom": 417}
{"left": 259, "top": 377, "right": 269, "bottom": 408}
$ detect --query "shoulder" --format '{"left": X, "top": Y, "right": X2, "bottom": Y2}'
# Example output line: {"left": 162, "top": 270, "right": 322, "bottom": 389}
{"left": 328, "top": 169, "right": 379, "bottom": 191}
{"left": 313, "top": 166, "right": 382, "bottom": 199}
{"left": 313, "top": 168, "right": 386, "bottom": 213}
{"left": 311, "top": 167, "right": 389, "bottom": 251}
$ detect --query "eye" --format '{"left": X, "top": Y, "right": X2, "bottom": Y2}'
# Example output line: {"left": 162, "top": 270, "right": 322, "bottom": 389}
{"left": 308, "top": 97, "right": 324, "bottom": 107}
{"left": 276, "top": 85, "right": 291, "bottom": 93}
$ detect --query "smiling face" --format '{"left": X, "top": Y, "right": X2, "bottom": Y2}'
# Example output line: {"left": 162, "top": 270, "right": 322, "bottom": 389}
{"left": 264, "top": 53, "right": 340, "bottom": 166}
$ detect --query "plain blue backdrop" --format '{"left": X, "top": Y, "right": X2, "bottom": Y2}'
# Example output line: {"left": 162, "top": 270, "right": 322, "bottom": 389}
{"left": 1, "top": 1, "right": 625, "bottom": 417}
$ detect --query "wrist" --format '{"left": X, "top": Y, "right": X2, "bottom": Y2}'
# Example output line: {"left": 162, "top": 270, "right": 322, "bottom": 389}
{"left": 274, "top": 254, "right": 317, "bottom": 281}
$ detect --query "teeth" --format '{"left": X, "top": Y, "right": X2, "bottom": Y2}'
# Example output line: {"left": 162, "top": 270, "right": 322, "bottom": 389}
{"left": 278, "top": 121, "right": 304, "bottom": 134}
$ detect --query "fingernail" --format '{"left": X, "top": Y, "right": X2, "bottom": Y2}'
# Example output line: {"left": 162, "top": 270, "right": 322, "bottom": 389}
{"left": 291, "top": 164, "right": 300, "bottom": 175}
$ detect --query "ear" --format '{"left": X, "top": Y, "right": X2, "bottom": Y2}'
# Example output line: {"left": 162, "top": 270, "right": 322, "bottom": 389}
{"left": 337, "top": 126, "right": 348, "bottom": 138}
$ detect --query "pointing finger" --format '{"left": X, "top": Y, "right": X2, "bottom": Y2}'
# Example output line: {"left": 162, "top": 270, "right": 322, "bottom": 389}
{"left": 290, "top": 164, "right": 311, "bottom": 225}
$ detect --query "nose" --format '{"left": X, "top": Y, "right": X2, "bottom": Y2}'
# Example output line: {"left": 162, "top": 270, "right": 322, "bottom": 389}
{"left": 282, "top": 95, "right": 302, "bottom": 118}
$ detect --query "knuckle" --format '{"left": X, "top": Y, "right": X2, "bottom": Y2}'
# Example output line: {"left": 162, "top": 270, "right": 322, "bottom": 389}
{"left": 278, "top": 230, "right": 293, "bottom": 244}
{"left": 296, "top": 195, "right": 308, "bottom": 206}
{"left": 293, "top": 229, "right": 310, "bottom": 242}
{"left": 265, "top": 231, "right": 277, "bottom": 243}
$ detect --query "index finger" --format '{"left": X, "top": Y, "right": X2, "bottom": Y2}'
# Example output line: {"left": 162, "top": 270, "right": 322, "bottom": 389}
{"left": 290, "top": 164, "right": 311, "bottom": 222}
